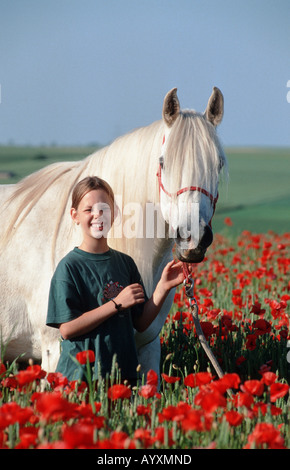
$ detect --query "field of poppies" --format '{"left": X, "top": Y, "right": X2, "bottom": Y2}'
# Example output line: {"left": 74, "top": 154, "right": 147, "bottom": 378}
{"left": 0, "top": 227, "right": 289, "bottom": 450}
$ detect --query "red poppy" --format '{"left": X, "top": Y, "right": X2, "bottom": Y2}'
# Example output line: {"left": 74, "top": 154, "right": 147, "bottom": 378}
{"left": 109, "top": 431, "right": 136, "bottom": 449}
{"left": 250, "top": 301, "right": 266, "bottom": 316}
{"left": 261, "top": 371, "right": 277, "bottom": 386}
{"left": 245, "top": 333, "right": 257, "bottom": 351}
{"left": 62, "top": 422, "right": 96, "bottom": 449}
{"left": 224, "top": 410, "right": 244, "bottom": 427}
{"left": 34, "top": 391, "right": 79, "bottom": 422}
{"left": 212, "top": 373, "right": 241, "bottom": 394}
{"left": 0, "top": 402, "right": 34, "bottom": 428}
{"left": 76, "top": 350, "right": 95, "bottom": 365}
{"left": 241, "top": 379, "right": 264, "bottom": 396}
{"left": 154, "top": 426, "right": 174, "bottom": 446}
{"left": 146, "top": 369, "right": 158, "bottom": 386}
{"left": 252, "top": 319, "right": 271, "bottom": 335}
{"left": 15, "top": 427, "right": 39, "bottom": 449}
{"left": 138, "top": 384, "right": 157, "bottom": 399}
{"left": 233, "top": 391, "right": 254, "bottom": 409}
{"left": 0, "top": 362, "right": 6, "bottom": 378}
{"left": 133, "top": 428, "right": 154, "bottom": 448}
{"left": 194, "top": 388, "right": 226, "bottom": 413}
{"left": 270, "top": 383, "right": 289, "bottom": 402}
{"left": 16, "top": 365, "right": 46, "bottom": 387}
{"left": 181, "top": 408, "right": 213, "bottom": 432}
{"left": 136, "top": 404, "right": 151, "bottom": 416}
{"left": 199, "top": 321, "right": 215, "bottom": 340}
{"left": 46, "top": 372, "right": 69, "bottom": 389}
{"left": 224, "top": 217, "right": 233, "bottom": 226}
{"left": 161, "top": 373, "right": 181, "bottom": 384}
{"left": 184, "top": 372, "right": 213, "bottom": 388}
{"left": 158, "top": 402, "right": 191, "bottom": 423}
{"left": 245, "top": 423, "right": 285, "bottom": 449}
{"left": 107, "top": 384, "right": 131, "bottom": 400}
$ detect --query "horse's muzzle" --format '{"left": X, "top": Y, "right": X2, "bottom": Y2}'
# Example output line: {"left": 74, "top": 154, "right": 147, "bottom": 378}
{"left": 175, "top": 224, "right": 213, "bottom": 263}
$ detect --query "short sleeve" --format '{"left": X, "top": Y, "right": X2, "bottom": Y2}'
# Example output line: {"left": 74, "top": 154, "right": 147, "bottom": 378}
{"left": 46, "top": 278, "right": 83, "bottom": 328}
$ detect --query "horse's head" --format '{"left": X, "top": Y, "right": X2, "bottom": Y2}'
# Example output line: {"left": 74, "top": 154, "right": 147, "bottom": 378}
{"left": 158, "top": 87, "right": 227, "bottom": 263}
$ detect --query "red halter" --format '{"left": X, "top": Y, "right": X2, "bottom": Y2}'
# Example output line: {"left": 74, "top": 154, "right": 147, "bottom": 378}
{"left": 156, "top": 162, "right": 219, "bottom": 210}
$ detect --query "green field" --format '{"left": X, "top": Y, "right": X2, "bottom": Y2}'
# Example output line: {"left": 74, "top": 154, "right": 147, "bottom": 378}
{"left": 0, "top": 145, "right": 290, "bottom": 234}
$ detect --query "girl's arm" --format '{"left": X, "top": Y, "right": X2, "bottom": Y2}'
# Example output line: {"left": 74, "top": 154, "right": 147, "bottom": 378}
{"left": 133, "top": 260, "right": 184, "bottom": 333}
{"left": 59, "top": 282, "right": 145, "bottom": 340}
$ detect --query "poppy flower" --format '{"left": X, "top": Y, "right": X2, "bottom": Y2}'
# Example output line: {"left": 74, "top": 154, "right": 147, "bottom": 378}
{"left": 270, "top": 383, "right": 289, "bottom": 402}
{"left": 212, "top": 373, "right": 241, "bottom": 394}
{"left": 199, "top": 321, "right": 215, "bottom": 340}
{"left": 250, "top": 301, "right": 266, "bottom": 316}
{"left": 261, "top": 372, "right": 277, "bottom": 386}
{"left": 133, "top": 428, "right": 154, "bottom": 448}
{"left": 138, "top": 384, "right": 157, "bottom": 399}
{"left": 136, "top": 404, "right": 151, "bottom": 416}
{"left": 245, "top": 423, "right": 285, "bottom": 449}
{"left": 181, "top": 409, "right": 213, "bottom": 432}
{"left": 241, "top": 379, "right": 264, "bottom": 396}
{"left": 107, "top": 384, "right": 131, "bottom": 400}
{"left": 224, "top": 410, "right": 244, "bottom": 427}
{"left": 158, "top": 403, "right": 190, "bottom": 423}
{"left": 224, "top": 217, "right": 233, "bottom": 226}
{"left": 46, "top": 372, "right": 69, "bottom": 389}
{"left": 184, "top": 372, "right": 213, "bottom": 388}
{"left": 245, "top": 333, "right": 257, "bottom": 351}
{"left": 252, "top": 319, "right": 271, "bottom": 335}
{"left": 109, "top": 431, "right": 136, "bottom": 449}
{"left": 0, "top": 362, "right": 6, "bottom": 378}
{"left": 194, "top": 388, "right": 226, "bottom": 413}
{"left": 161, "top": 373, "right": 181, "bottom": 384}
{"left": 146, "top": 369, "right": 158, "bottom": 386}
{"left": 233, "top": 391, "right": 254, "bottom": 409}
{"left": 34, "top": 391, "right": 79, "bottom": 422}
{"left": 76, "top": 350, "right": 95, "bottom": 365}
{"left": 16, "top": 365, "right": 46, "bottom": 387}
{"left": 62, "top": 422, "right": 96, "bottom": 449}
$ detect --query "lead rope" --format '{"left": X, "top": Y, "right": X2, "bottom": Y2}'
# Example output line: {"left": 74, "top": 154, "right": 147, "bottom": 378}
{"left": 182, "top": 263, "right": 225, "bottom": 380}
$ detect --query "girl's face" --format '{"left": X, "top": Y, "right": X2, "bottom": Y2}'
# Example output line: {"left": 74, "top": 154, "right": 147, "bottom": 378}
{"left": 71, "top": 189, "right": 114, "bottom": 244}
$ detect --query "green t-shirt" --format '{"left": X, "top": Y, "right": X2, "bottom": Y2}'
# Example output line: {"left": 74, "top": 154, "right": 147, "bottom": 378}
{"left": 46, "top": 247, "right": 147, "bottom": 382}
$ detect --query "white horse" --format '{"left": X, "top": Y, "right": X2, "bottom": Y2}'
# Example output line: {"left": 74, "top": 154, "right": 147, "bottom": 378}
{"left": 0, "top": 87, "right": 226, "bottom": 378}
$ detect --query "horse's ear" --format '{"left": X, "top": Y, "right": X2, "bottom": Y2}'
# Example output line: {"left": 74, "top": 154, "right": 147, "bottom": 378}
{"left": 162, "top": 88, "right": 180, "bottom": 127}
{"left": 204, "top": 87, "right": 224, "bottom": 126}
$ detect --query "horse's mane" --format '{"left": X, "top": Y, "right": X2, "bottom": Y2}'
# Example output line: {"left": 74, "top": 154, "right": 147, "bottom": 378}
{"left": 0, "top": 156, "right": 91, "bottom": 251}
{"left": 164, "top": 110, "right": 227, "bottom": 196}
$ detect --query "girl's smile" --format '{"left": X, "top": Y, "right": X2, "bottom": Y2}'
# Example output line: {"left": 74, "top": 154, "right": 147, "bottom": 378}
{"left": 71, "top": 189, "right": 114, "bottom": 253}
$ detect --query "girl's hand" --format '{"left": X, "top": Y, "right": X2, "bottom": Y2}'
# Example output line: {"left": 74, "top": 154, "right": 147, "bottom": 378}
{"left": 114, "top": 284, "right": 145, "bottom": 310}
{"left": 160, "top": 260, "right": 185, "bottom": 293}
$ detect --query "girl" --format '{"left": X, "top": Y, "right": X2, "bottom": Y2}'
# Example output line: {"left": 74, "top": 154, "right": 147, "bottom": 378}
{"left": 46, "top": 176, "right": 184, "bottom": 383}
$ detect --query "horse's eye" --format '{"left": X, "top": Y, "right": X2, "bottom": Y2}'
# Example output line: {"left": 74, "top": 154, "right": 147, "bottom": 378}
{"left": 218, "top": 157, "right": 224, "bottom": 171}
{"left": 159, "top": 156, "right": 164, "bottom": 169}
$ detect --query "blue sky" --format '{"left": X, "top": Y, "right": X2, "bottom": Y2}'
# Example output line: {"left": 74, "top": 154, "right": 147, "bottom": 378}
{"left": 0, "top": 0, "right": 289, "bottom": 147}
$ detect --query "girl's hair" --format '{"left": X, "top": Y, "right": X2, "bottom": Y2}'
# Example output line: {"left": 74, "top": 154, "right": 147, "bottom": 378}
{"left": 71, "top": 176, "right": 115, "bottom": 210}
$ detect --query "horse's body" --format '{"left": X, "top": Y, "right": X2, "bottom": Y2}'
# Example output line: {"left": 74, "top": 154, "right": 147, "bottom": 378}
{"left": 0, "top": 88, "right": 226, "bottom": 377}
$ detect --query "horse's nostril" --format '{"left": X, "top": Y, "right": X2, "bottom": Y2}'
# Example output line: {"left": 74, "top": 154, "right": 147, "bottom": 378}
{"left": 200, "top": 224, "right": 213, "bottom": 248}
{"left": 176, "top": 227, "right": 191, "bottom": 242}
